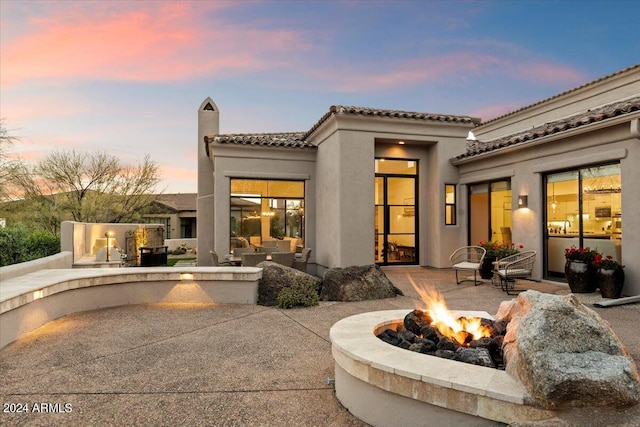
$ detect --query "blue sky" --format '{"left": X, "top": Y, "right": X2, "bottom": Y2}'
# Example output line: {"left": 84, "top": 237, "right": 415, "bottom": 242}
{"left": 1, "top": 0, "right": 638, "bottom": 193}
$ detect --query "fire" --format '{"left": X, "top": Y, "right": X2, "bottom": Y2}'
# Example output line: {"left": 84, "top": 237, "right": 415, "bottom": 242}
{"left": 408, "top": 275, "right": 492, "bottom": 345}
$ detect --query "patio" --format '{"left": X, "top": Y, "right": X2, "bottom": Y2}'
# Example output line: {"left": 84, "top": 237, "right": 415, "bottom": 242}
{"left": 1, "top": 267, "right": 639, "bottom": 426}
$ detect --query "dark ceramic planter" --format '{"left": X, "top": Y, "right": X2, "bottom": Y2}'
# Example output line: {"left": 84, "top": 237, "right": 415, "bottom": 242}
{"left": 480, "top": 256, "right": 496, "bottom": 280}
{"left": 564, "top": 260, "right": 597, "bottom": 293}
{"left": 597, "top": 267, "right": 625, "bottom": 299}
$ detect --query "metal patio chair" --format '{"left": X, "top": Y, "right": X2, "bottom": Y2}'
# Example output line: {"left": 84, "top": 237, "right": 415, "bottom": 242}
{"left": 496, "top": 250, "right": 537, "bottom": 295}
{"left": 450, "top": 246, "right": 486, "bottom": 286}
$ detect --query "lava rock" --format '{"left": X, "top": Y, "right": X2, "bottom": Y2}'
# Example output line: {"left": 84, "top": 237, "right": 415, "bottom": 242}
{"left": 437, "top": 336, "right": 456, "bottom": 352}
{"left": 414, "top": 338, "right": 437, "bottom": 353}
{"left": 420, "top": 325, "right": 439, "bottom": 343}
{"left": 454, "top": 347, "right": 495, "bottom": 368}
{"left": 397, "top": 339, "right": 412, "bottom": 350}
{"left": 398, "top": 329, "right": 417, "bottom": 343}
{"left": 404, "top": 309, "right": 433, "bottom": 335}
{"left": 435, "top": 349, "right": 455, "bottom": 359}
{"left": 377, "top": 329, "right": 401, "bottom": 346}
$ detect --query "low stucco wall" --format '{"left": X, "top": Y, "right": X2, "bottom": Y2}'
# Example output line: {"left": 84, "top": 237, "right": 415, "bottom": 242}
{"left": 0, "top": 251, "right": 73, "bottom": 282}
{"left": 0, "top": 267, "right": 261, "bottom": 348}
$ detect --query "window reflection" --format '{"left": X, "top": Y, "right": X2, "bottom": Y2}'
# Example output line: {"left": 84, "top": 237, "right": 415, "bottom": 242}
{"left": 230, "top": 179, "right": 304, "bottom": 250}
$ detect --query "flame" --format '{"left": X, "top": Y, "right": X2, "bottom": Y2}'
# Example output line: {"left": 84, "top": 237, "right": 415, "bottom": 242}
{"left": 406, "top": 274, "right": 491, "bottom": 345}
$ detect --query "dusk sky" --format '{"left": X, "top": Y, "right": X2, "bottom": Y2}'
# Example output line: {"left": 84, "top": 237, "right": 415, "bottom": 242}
{"left": 1, "top": 0, "right": 638, "bottom": 194}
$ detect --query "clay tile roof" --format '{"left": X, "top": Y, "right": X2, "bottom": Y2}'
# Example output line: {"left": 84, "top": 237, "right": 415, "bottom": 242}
{"left": 153, "top": 193, "right": 197, "bottom": 211}
{"left": 456, "top": 96, "right": 640, "bottom": 160}
{"left": 303, "top": 105, "right": 480, "bottom": 139}
{"left": 480, "top": 64, "right": 640, "bottom": 126}
{"left": 208, "top": 132, "right": 315, "bottom": 149}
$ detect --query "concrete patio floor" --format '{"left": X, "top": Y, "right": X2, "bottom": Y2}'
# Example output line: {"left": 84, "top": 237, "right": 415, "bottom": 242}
{"left": 1, "top": 267, "right": 639, "bottom": 426}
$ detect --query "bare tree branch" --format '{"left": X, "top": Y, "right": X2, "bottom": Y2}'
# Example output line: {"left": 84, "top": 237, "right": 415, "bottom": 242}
{"left": 4, "top": 149, "right": 163, "bottom": 233}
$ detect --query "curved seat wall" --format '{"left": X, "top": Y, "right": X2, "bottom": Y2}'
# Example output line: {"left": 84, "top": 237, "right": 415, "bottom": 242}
{"left": 0, "top": 267, "right": 261, "bottom": 349}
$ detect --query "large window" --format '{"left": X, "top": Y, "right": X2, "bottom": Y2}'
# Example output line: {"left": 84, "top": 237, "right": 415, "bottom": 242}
{"left": 230, "top": 179, "right": 304, "bottom": 249}
{"left": 545, "top": 163, "right": 621, "bottom": 280}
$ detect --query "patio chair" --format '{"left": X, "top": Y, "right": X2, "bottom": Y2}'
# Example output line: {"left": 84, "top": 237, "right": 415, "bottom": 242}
{"left": 271, "top": 252, "right": 295, "bottom": 268}
{"left": 233, "top": 247, "right": 255, "bottom": 257}
{"left": 450, "top": 246, "right": 486, "bottom": 286}
{"left": 293, "top": 248, "right": 311, "bottom": 272}
{"left": 210, "top": 251, "right": 232, "bottom": 266}
{"left": 496, "top": 250, "right": 537, "bottom": 295}
{"left": 275, "top": 240, "right": 291, "bottom": 253}
{"left": 262, "top": 240, "right": 278, "bottom": 248}
{"left": 241, "top": 252, "right": 267, "bottom": 267}
{"left": 257, "top": 246, "right": 277, "bottom": 254}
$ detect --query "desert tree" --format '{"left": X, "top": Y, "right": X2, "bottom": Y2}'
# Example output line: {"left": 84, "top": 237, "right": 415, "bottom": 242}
{"left": 8, "top": 149, "right": 162, "bottom": 235}
{"left": 0, "top": 118, "right": 19, "bottom": 201}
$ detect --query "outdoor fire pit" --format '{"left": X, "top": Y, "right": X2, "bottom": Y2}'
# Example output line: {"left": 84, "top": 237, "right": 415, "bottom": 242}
{"left": 329, "top": 289, "right": 640, "bottom": 426}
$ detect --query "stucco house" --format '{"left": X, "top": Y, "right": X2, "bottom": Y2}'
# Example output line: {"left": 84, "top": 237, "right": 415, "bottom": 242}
{"left": 197, "top": 64, "right": 640, "bottom": 296}
{"left": 141, "top": 193, "right": 197, "bottom": 240}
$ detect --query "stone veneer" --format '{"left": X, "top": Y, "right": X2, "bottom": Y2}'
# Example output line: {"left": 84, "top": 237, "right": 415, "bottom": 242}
{"left": 330, "top": 310, "right": 557, "bottom": 426}
{"left": 0, "top": 267, "right": 261, "bottom": 348}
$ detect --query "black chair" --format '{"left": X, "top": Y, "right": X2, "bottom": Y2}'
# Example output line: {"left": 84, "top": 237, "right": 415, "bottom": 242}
{"left": 496, "top": 251, "right": 537, "bottom": 295}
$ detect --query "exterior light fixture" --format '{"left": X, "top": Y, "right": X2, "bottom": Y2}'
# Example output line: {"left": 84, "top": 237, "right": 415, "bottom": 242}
{"left": 466, "top": 131, "right": 477, "bottom": 141}
{"left": 33, "top": 290, "right": 44, "bottom": 300}
{"left": 398, "top": 141, "right": 405, "bottom": 145}
{"left": 518, "top": 195, "right": 528, "bottom": 209}
{"left": 105, "top": 231, "right": 114, "bottom": 262}
{"left": 180, "top": 273, "right": 194, "bottom": 281}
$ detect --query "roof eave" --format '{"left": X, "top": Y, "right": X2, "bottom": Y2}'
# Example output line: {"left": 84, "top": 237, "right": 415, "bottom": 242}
{"left": 451, "top": 113, "right": 639, "bottom": 166}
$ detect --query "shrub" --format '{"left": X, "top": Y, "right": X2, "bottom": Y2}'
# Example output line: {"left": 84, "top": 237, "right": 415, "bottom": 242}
{"left": 0, "top": 227, "right": 60, "bottom": 266}
{"left": 277, "top": 279, "right": 320, "bottom": 309}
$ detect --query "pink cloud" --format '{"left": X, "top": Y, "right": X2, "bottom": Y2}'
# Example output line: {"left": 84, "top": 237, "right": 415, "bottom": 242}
{"left": 1, "top": 1, "right": 314, "bottom": 87}
{"left": 159, "top": 164, "right": 197, "bottom": 193}
{"left": 321, "top": 51, "right": 587, "bottom": 93}
{"left": 468, "top": 102, "right": 526, "bottom": 122}
{"left": 514, "top": 62, "right": 586, "bottom": 85}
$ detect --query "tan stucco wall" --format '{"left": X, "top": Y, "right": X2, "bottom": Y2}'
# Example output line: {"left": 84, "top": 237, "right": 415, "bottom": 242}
{"left": 208, "top": 145, "right": 317, "bottom": 268}
{"left": 457, "top": 120, "right": 640, "bottom": 294}
{"left": 312, "top": 113, "right": 474, "bottom": 272}
{"left": 316, "top": 129, "right": 375, "bottom": 272}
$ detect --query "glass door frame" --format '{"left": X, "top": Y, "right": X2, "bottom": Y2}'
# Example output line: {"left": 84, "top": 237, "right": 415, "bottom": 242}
{"left": 375, "top": 159, "right": 419, "bottom": 266}
{"left": 467, "top": 179, "right": 512, "bottom": 246}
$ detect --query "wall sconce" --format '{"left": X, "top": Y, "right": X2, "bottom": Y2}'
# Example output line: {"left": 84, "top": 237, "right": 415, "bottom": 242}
{"left": 518, "top": 195, "right": 528, "bottom": 209}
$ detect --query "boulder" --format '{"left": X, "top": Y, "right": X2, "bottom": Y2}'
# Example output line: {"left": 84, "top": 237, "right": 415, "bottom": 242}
{"left": 320, "top": 264, "right": 403, "bottom": 302}
{"left": 257, "top": 261, "right": 321, "bottom": 306}
{"left": 496, "top": 290, "right": 639, "bottom": 409}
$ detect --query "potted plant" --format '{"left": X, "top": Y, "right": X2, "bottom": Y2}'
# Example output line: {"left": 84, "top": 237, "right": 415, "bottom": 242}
{"left": 592, "top": 253, "right": 625, "bottom": 298}
{"left": 478, "top": 241, "right": 523, "bottom": 279}
{"left": 564, "top": 246, "right": 598, "bottom": 293}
